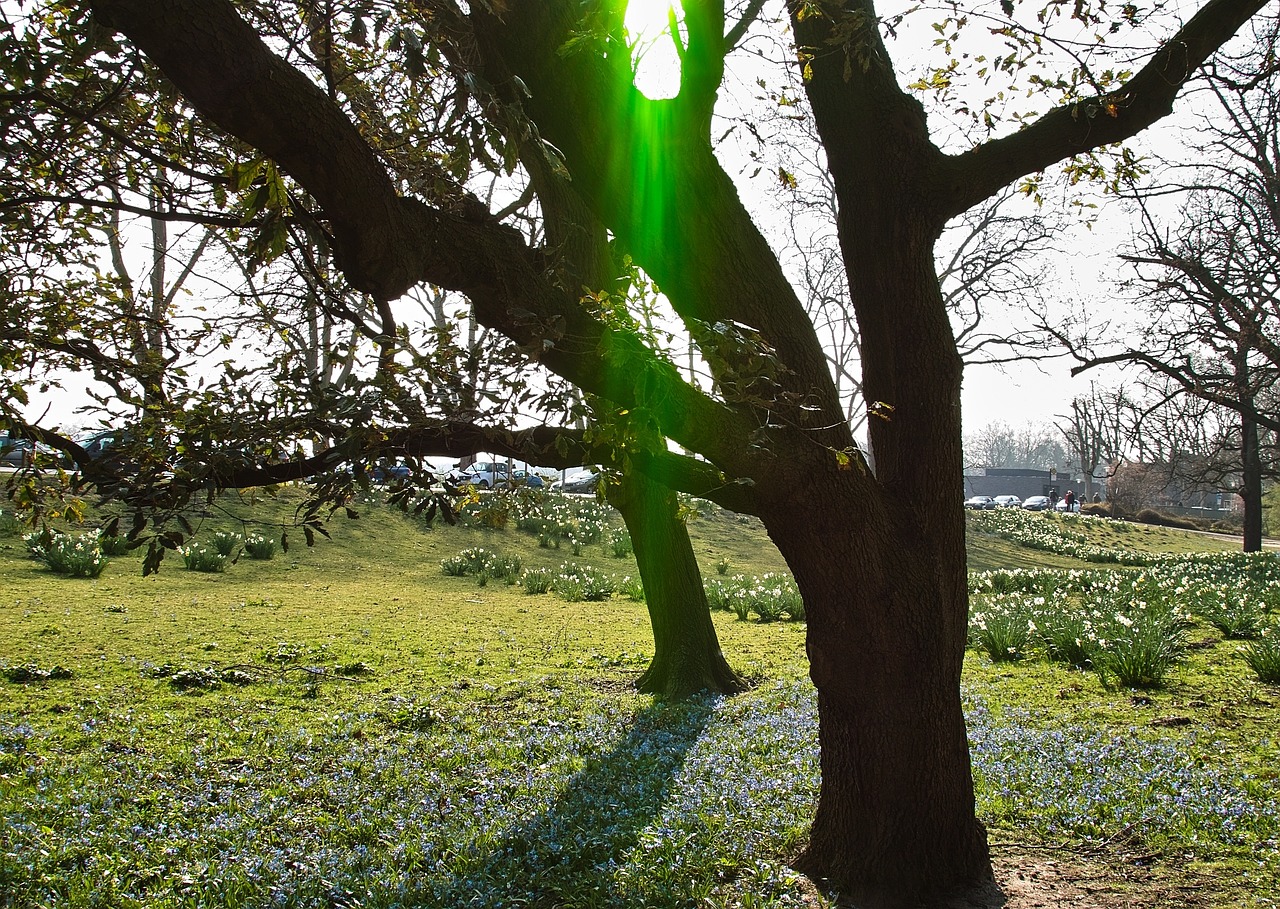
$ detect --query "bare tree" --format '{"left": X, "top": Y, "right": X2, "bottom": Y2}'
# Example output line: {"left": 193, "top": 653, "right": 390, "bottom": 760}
{"left": 1057, "top": 383, "right": 1133, "bottom": 501}
{"left": 964, "top": 420, "right": 1067, "bottom": 471}
{"left": 1072, "top": 15, "right": 1280, "bottom": 549}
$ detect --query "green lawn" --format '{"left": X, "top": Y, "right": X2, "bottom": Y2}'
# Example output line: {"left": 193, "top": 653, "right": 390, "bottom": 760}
{"left": 0, "top": 492, "right": 1276, "bottom": 908}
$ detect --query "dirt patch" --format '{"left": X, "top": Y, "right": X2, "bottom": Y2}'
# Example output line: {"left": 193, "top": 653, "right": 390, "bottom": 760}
{"left": 939, "top": 844, "right": 1219, "bottom": 909}
{"left": 807, "top": 844, "right": 1227, "bottom": 908}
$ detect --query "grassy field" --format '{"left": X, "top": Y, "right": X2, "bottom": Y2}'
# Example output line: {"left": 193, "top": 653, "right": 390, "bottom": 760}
{"left": 0, "top": 491, "right": 1277, "bottom": 908}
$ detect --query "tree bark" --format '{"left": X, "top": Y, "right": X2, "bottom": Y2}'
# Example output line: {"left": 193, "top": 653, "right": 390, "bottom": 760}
{"left": 1240, "top": 410, "right": 1263, "bottom": 553}
{"left": 607, "top": 471, "right": 746, "bottom": 698}
{"left": 759, "top": 246, "right": 992, "bottom": 904}
{"left": 778, "top": 517, "right": 991, "bottom": 907}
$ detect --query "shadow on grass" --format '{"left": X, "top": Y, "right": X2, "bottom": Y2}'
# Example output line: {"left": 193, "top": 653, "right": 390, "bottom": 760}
{"left": 428, "top": 695, "right": 716, "bottom": 908}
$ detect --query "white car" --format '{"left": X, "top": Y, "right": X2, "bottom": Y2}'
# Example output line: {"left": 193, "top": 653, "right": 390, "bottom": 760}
{"left": 456, "top": 461, "right": 510, "bottom": 488}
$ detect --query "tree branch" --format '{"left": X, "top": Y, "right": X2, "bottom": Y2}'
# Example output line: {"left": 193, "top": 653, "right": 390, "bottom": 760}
{"left": 941, "top": 0, "right": 1270, "bottom": 218}
{"left": 88, "top": 0, "right": 756, "bottom": 479}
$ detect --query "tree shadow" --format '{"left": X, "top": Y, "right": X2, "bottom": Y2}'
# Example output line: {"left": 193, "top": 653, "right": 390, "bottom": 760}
{"left": 427, "top": 694, "right": 717, "bottom": 908}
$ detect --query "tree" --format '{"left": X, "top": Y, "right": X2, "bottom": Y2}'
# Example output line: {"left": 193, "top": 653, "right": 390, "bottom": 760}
{"left": 1057, "top": 383, "right": 1133, "bottom": 501}
{"left": 606, "top": 469, "right": 747, "bottom": 696}
{"left": 1123, "top": 376, "right": 1279, "bottom": 518}
{"left": 964, "top": 420, "right": 1067, "bottom": 471}
{"left": 8, "top": 0, "right": 1268, "bottom": 903}
{"left": 1069, "top": 13, "right": 1280, "bottom": 550}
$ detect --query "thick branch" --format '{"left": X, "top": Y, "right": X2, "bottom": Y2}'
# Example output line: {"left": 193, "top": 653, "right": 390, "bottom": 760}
{"left": 88, "top": 0, "right": 756, "bottom": 478}
{"left": 1071, "top": 350, "right": 1280, "bottom": 435}
{"left": 941, "top": 0, "right": 1270, "bottom": 218}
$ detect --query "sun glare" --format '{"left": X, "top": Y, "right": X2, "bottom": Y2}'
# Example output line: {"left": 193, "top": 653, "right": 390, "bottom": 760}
{"left": 624, "top": 0, "right": 684, "bottom": 100}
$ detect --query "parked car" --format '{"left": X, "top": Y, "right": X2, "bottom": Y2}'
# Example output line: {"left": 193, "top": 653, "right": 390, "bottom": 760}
{"left": 369, "top": 460, "right": 412, "bottom": 483}
{"left": 1055, "top": 499, "right": 1081, "bottom": 513}
{"left": 1022, "top": 495, "right": 1051, "bottom": 511}
{"left": 456, "top": 461, "right": 510, "bottom": 488}
{"left": 0, "top": 434, "right": 35, "bottom": 468}
{"left": 509, "top": 469, "right": 545, "bottom": 488}
{"left": 1, "top": 432, "right": 63, "bottom": 468}
{"left": 554, "top": 470, "right": 600, "bottom": 494}
{"left": 78, "top": 429, "right": 124, "bottom": 461}
{"left": 993, "top": 495, "right": 1021, "bottom": 508}
{"left": 963, "top": 495, "right": 995, "bottom": 510}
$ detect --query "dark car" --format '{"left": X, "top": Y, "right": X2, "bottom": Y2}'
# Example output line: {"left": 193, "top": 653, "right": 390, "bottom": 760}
{"left": 1, "top": 436, "right": 34, "bottom": 468}
{"left": 370, "top": 460, "right": 412, "bottom": 483}
{"left": 555, "top": 470, "right": 600, "bottom": 494}
{"left": 1, "top": 432, "right": 63, "bottom": 468}
{"left": 78, "top": 429, "right": 123, "bottom": 460}
{"left": 1022, "top": 495, "right": 1052, "bottom": 511}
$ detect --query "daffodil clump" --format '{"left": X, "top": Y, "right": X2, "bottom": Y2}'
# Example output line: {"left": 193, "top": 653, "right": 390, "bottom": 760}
{"left": 23, "top": 529, "right": 108, "bottom": 578}
{"left": 969, "top": 553, "right": 1280, "bottom": 686}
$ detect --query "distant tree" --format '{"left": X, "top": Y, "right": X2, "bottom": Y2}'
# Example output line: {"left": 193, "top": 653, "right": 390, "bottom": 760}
{"left": 1057, "top": 383, "right": 1133, "bottom": 501}
{"left": 1071, "top": 14, "right": 1280, "bottom": 550}
{"left": 964, "top": 420, "right": 1067, "bottom": 471}
{"left": 1125, "top": 376, "right": 1279, "bottom": 519}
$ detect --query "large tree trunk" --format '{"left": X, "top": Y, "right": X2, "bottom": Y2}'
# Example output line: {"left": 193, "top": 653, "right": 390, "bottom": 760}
{"left": 764, "top": 64, "right": 994, "bottom": 891}
{"left": 607, "top": 470, "right": 746, "bottom": 698}
{"left": 768, "top": 500, "right": 991, "bottom": 907}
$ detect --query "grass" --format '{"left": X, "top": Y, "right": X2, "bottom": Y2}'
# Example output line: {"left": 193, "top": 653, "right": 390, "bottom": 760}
{"left": 0, "top": 493, "right": 1277, "bottom": 907}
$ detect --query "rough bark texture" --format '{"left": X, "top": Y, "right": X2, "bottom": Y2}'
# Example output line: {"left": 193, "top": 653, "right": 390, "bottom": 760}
{"left": 607, "top": 472, "right": 746, "bottom": 699}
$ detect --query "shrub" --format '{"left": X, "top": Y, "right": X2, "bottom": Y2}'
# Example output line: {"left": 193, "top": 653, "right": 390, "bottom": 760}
{"left": 97, "top": 533, "right": 132, "bottom": 556}
{"left": 969, "top": 598, "right": 1031, "bottom": 663}
{"left": 24, "top": 531, "right": 108, "bottom": 578}
{"left": 243, "top": 534, "right": 277, "bottom": 560}
{"left": 1096, "top": 612, "right": 1189, "bottom": 689}
{"left": 554, "top": 574, "right": 585, "bottom": 602}
{"left": 552, "top": 563, "right": 614, "bottom": 602}
{"left": 704, "top": 572, "right": 802, "bottom": 622}
{"left": 464, "top": 495, "right": 510, "bottom": 530}
{"left": 1133, "top": 509, "right": 1200, "bottom": 531}
{"left": 441, "top": 555, "right": 471, "bottom": 576}
{"left": 1191, "top": 589, "right": 1265, "bottom": 640}
{"left": 1035, "top": 609, "right": 1099, "bottom": 668}
{"left": 618, "top": 574, "right": 646, "bottom": 601}
{"left": 715, "top": 557, "right": 731, "bottom": 575}
{"left": 1241, "top": 626, "right": 1280, "bottom": 684}
{"left": 441, "top": 547, "right": 521, "bottom": 583}
{"left": 513, "top": 495, "right": 610, "bottom": 549}
{"left": 181, "top": 544, "right": 229, "bottom": 573}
